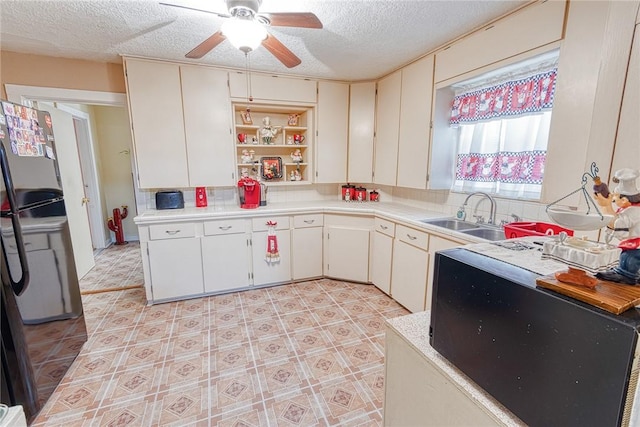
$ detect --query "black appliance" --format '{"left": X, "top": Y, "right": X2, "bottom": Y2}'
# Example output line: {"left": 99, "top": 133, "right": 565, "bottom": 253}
{"left": 155, "top": 190, "right": 184, "bottom": 209}
{"left": 0, "top": 101, "right": 87, "bottom": 422}
{"left": 430, "top": 248, "right": 640, "bottom": 427}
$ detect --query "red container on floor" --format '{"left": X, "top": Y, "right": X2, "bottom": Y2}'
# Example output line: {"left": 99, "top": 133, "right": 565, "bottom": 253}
{"left": 504, "top": 222, "right": 574, "bottom": 239}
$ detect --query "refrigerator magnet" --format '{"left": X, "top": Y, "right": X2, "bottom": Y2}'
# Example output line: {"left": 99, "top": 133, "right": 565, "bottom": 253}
{"left": 45, "top": 145, "right": 55, "bottom": 159}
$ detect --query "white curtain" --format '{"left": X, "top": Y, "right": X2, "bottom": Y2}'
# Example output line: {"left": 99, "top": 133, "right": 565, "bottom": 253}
{"left": 453, "top": 110, "right": 552, "bottom": 199}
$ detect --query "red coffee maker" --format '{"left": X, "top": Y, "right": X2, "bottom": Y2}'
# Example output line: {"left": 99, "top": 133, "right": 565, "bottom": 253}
{"left": 238, "top": 177, "right": 260, "bottom": 209}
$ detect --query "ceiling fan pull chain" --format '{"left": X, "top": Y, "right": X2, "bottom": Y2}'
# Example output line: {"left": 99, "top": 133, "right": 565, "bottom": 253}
{"left": 248, "top": 53, "right": 254, "bottom": 102}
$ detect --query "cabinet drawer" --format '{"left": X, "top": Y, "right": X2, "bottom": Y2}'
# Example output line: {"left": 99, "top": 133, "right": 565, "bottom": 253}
{"left": 396, "top": 225, "right": 428, "bottom": 250}
{"left": 149, "top": 222, "right": 196, "bottom": 240}
{"left": 4, "top": 233, "right": 49, "bottom": 253}
{"left": 294, "top": 214, "right": 323, "bottom": 228}
{"left": 374, "top": 217, "right": 395, "bottom": 237}
{"left": 204, "top": 219, "right": 248, "bottom": 236}
{"left": 252, "top": 216, "right": 290, "bottom": 232}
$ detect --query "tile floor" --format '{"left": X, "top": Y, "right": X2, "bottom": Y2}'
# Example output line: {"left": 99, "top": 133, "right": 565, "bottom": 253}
{"left": 31, "top": 243, "right": 409, "bottom": 426}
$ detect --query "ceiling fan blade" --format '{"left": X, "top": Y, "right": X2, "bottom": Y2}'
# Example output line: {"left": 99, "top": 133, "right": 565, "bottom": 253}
{"left": 159, "top": 2, "right": 230, "bottom": 18}
{"left": 261, "top": 33, "right": 302, "bottom": 68}
{"left": 260, "top": 12, "right": 323, "bottom": 29}
{"left": 186, "top": 31, "right": 226, "bottom": 59}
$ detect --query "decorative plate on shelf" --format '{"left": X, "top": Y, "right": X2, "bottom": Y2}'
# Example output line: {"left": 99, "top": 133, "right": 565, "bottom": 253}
{"left": 260, "top": 157, "right": 283, "bottom": 180}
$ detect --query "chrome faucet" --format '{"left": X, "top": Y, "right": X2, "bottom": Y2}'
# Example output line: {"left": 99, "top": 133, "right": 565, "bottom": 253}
{"left": 461, "top": 192, "right": 497, "bottom": 225}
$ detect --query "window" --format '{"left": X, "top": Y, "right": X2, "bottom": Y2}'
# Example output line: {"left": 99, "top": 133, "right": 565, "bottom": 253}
{"left": 450, "top": 51, "right": 558, "bottom": 199}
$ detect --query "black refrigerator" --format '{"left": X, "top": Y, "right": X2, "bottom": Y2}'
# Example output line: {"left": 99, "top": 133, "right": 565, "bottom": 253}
{"left": 0, "top": 100, "right": 87, "bottom": 422}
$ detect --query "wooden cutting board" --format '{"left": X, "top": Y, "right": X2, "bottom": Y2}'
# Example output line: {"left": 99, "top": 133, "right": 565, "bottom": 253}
{"left": 536, "top": 275, "right": 640, "bottom": 315}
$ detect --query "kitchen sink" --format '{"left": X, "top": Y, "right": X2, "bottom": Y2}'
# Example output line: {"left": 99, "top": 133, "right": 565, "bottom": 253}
{"left": 419, "top": 218, "right": 480, "bottom": 231}
{"left": 460, "top": 227, "right": 505, "bottom": 241}
{"left": 420, "top": 217, "right": 506, "bottom": 241}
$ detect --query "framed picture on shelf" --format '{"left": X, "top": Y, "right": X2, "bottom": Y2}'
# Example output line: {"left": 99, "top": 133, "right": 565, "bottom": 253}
{"left": 260, "top": 156, "right": 283, "bottom": 180}
{"left": 287, "top": 113, "right": 299, "bottom": 126}
{"left": 241, "top": 109, "right": 253, "bottom": 125}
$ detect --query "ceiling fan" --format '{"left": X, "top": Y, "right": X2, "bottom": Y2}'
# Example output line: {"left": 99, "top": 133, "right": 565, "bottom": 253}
{"left": 160, "top": 0, "right": 323, "bottom": 68}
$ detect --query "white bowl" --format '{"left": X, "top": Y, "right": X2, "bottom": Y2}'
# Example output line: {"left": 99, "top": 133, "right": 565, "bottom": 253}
{"left": 546, "top": 207, "right": 614, "bottom": 231}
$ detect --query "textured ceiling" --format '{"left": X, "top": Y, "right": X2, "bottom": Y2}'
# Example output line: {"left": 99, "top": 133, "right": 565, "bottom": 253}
{"left": 0, "top": 0, "right": 528, "bottom": 81}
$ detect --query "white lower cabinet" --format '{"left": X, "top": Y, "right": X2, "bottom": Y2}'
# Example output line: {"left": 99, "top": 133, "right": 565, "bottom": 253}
{"left": 148, "top": 237, "right": 204, "bottom": 301}
{"left": 324, "top": 226, "right": 370, "bottom": 283}
{"left": 202, "top": 219, "right": 251, "bottom": 293}
{"left": 426, "top": 235, "right": 465, "bottom": 311}
{"left": 390, "top": 225, "right": 429, "bottom": 313}
{"left": 292, "top": 214, "right": 324, "bottom": 280}
{"left": 251, "top": 217, "right": 292, "bottom": 287}
{"left": 370, "top": 218, "right": 395, "bottom": 295}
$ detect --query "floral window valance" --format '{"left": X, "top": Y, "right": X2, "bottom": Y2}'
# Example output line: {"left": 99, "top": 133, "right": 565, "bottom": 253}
{"left": 450, "top": 68, "right": 557, "bottom": 125}
{"left": 456, "top": 150, "right": 546, "bottom": 185}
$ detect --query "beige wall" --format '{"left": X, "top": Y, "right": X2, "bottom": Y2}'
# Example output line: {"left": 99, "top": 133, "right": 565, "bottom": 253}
{"left": 0, "top": 51, "right": 125, "bottom": 99}
{"left": 92, "top": 105, "right": 138, "bottom": 241}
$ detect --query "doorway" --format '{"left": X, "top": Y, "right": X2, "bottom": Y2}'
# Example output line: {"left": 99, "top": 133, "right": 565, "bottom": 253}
{"left": 5, "top": 84, "right": 136, "bottom": 278}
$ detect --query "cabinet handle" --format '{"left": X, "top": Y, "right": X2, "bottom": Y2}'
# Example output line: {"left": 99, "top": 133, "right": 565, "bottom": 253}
{"left": 165, "top": 230, "right": 180, "bottom": 235}
{"left": 304, "top": 219, "right": 315, "bottom": 224}
{"left": 219, "top": 226, "right": 232, "bottom": 231}
{"left": 406, "top": 234, "right": 417, "bottom": 240}
{"left": 380, "top": 225, "right": 388, "bottom": 230}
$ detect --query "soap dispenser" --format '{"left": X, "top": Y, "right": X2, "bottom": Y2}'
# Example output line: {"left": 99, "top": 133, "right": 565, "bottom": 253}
{"left": 456, "top": 206, "right": 466, "bottom": 220}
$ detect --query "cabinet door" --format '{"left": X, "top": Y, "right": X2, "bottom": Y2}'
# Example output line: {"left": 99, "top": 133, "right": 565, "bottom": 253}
{"left": 181, "top": 66, "right": 235, "bottom": 187}
{"left": 370, "top": 231, "right": 393, "bottom": 295}
{"left": 397, "top": 55, "right": 434, "bottom": 189}
{"left": 316, "top": 81, "right": 349, "bottom": 183}
{"left": 426, "top": 236, "right": 463, "bottom": 311}
{"left": 125, "top": 59, "right": 188, "bottom": 188}
{"left": 148, "top": 238, "right": 203, "bottom": 301}
{"left": 202, "top": 233, "right": 251, "bottom": 293}
{"left": 348, "top": 82, "right": 376, "bottom": 183}
{"left": 251, "top": 229, "right": 292, "bottom": 286}
{"left": 229, "top": 72, "right": 317, "bottom": 103}
{"left": 610, "top": 17, "right": 640, "bottom": 177}
{"left": 391, "top": 239, "right": 428, "bottom": 313}
{"left": 324, "top": 227, "right": 370, "bottom": 282}
{"left": 541, "top": 1, "right": 637, "bottom": 205}
{"left": 434, "top": 0, "right": 566, "bottom": 83}
{"left": 292, "top": 227, "right": 323, "bottom": 280}
{"left": 374, "top": 71, "right": 402, "bottom": 186}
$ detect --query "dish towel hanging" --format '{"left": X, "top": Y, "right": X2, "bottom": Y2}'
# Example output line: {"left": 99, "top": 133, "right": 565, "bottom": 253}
{"left": 265, "top": 221, "right": 280, "bottom": 263}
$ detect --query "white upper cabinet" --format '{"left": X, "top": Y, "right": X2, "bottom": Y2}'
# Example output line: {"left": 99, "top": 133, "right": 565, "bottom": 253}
{"left": 228, "top": 72, "right": 317, "bottom": 104}
{"left": 397, "top": 55, "right": 435, "bottom": 189}
{"left": 180, "top": 65, "right": 235, "bottom": 187}
{"left": 542, "top": 1, "right": 639, "bottom": 205}
{"left": 374, "top": 71, "right": 402, "bottom": 186}
{"left": 348, "top": 82, "right": 376, "bottom": 183}
{"left": 435, "top": 0, "right": 566, "bottom": 83}
{"left": 125, "top": 59, "right": 189, "bottom": 188}
{"left": 316, "top": 81, "right": 349, "bottom": 183}
{"left": 611, "top": 19, "right": 640, "bottom": 175}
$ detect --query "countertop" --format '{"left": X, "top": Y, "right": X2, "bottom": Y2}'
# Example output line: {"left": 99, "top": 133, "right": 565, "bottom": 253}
{"left": 133, "top": 200, "right": 488, "bottom": 243}
{"left": 386, "top": 311, "right": 526, "bottom": 427}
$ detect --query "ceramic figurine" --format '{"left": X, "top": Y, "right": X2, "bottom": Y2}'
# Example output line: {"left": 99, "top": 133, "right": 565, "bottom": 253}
{"left": 294, "top": 169, "right": 302, "bottom": 181}
{"left": 290, "top": 149, "right": 302, "bottom": 163}
{"left": 259, "top": 116, "right": 281, "bottom": 144}
{"left": 241, "top": 149, "right": 253, "bottom": 164}
{"left": 595, "top": 168, "right": 640, "bottom": 285}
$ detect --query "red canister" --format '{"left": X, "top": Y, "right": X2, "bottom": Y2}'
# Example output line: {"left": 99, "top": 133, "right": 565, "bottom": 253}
{"left": 355, "top": 187, "right": 367, "bottom": 202}
{"left": 195, "top": 187, "right": 208, "bottom": 207}
{"left": 341, "top": 184, "right": 356, "bottom": 201}
{"left": 369, "top": 190, "right": 379, "bottom": 202}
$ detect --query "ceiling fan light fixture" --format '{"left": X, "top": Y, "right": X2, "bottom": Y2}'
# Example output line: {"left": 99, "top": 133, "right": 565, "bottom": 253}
{"left": 221, "top": 19, "right": 267, "bottom": 53}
